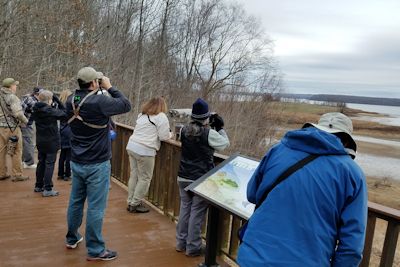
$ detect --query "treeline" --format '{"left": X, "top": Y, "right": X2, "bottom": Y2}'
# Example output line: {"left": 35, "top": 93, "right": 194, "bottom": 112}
{"left": 0, "top": 0, "right": 283, "bottom": 157}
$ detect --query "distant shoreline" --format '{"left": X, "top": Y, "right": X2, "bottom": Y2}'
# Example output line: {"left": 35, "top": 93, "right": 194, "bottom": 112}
{"left": 280, "top": 93, "right": 400, "bottom": 107}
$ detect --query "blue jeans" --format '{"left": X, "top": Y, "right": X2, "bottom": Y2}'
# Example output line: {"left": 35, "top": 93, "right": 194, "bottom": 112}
{"left": 66, "top": 160, "right": 111, "bottom": 257}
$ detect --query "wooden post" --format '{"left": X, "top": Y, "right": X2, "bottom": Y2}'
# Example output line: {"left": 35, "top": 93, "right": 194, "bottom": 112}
{"left": 360, "top": 214, "right": 376, "bottom": 267}
{"left": 379, "top": 220, "right": 400, "bottom": 267}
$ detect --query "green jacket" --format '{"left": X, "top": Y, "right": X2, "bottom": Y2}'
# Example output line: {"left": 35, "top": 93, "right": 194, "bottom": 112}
{"left": 0, "top": 87, "right": 28, "bottom": 128}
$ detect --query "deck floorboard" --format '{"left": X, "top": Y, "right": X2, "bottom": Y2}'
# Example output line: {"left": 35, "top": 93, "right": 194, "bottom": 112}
{"left": 0, "top": 167, "right": 217, "bottom": 267}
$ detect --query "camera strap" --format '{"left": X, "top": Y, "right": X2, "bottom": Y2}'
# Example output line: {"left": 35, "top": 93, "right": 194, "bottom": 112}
{"left": 0, "top": 93, "right": 18, "bottom": 133}
{"left": 147, "top": 114, "right": 157, "bottom": 128}
{"left": 68, "top": 89, "right": 108, "bottom": 129}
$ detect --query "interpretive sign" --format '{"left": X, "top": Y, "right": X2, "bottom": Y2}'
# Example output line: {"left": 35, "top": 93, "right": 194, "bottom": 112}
{"left": 186, "top": 154, "right": 259, "bottom": 220}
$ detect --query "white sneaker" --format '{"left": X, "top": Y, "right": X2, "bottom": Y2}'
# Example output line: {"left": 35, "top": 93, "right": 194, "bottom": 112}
{"left": 23, "top": 163, "right": 37, "bottom": 169}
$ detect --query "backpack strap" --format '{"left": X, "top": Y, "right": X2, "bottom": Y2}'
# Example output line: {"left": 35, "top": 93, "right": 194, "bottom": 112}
{"left": 0, "top": 93, "right": 18, "bottom": 132}
{"left": 67, "top": 90, "right": 108, "bottom": 129}
{"left": 238, "top": 154, "right": 320, "bottom": 243}
{"left": 255, "top": 154, "right": 320, "bottom": 209}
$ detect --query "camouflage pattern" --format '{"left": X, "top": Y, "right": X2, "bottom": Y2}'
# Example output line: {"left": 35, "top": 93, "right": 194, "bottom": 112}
{"left": 0, "top": 87, "right": 28, "bottom": 129}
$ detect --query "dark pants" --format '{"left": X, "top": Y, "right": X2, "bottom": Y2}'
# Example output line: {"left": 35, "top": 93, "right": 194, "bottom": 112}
{"left": 58, "top": 148, "right": 71, "bottom": 178}
{"left": 35, "top": 151, "right": 57, "bottom": 191}
{"left": 176, "top": 181, "right": 208, "bottom": 254}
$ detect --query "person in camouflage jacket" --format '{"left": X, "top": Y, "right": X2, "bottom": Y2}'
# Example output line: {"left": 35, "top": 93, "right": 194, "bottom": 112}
{"left": 0, "top": 78, "right": 29, "bottom": 181}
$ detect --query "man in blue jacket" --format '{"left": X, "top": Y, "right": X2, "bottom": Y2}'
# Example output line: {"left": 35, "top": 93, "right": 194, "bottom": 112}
{"left": 237, "top": 112, "right": 367, "bottom": 267}
{"left": 65, "top": 67, "right": 131, "bottom": 261}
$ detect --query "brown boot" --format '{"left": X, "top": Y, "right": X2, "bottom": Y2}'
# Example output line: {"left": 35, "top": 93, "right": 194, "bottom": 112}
{"left": 11, "top": 175, "right": 29, "bottom": 182}
{"left": 0, "top": 175, "right": 10, "bottom": 180}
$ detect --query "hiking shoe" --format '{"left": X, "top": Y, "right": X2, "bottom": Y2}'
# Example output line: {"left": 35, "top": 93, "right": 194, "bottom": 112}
{"left": 186, "top": 245, "right": 206, "bottom": 257}
{"left": 11, "top": 175, "right": 29, "bottom": 182}
{"left": 42, "top": 190, "right": 59, "bottom": 197}
{"left": 176, "top": 246, "right": 185, "bottom": 253}
{"left": 66, "top": 236, "right": 83, "bottom": 249}
{"left": 63, "top": 176, "right": 71, "bottom": 181}
{"left": 0, "top": 175, "right": 10, "bottom": 180}
{"left": 87, "top": 249, "right": 117, "bottom": 261}
{"left": 34, "top": 187, "right": 44, "bottom": 192}
{"left": 23, "top": 163, "right": 37, "bottom": 169}
{"left": 128, "top": 203, "right": 150, "bottom": 213}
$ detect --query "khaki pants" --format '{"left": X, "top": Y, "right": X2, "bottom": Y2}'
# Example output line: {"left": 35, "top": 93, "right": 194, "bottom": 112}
{"left": 0, "top": 127, "right": 23, "bottom": 177}
{"left": 127, "top": 150, "right": 155, "bottom": 206}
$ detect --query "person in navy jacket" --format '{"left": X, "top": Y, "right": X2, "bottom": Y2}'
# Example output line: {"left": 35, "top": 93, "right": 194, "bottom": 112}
{"left": 238, "top": 112, "right": 367, "bottom": 267}
{"left": 65, "top": 67, "right": 131, "bottom": 261}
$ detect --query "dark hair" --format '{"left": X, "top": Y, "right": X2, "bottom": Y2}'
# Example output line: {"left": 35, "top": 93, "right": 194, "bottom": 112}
{"left": 333, "top": 132, "right": 352, "bottom": 148}
{"left": 78, "top": 79, "right": 92, "bottom": 89}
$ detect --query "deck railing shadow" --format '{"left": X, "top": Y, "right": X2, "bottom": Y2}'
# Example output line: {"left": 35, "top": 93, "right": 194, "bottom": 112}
{"left": 111, "top": 123, "right": 399, "bottom": 266}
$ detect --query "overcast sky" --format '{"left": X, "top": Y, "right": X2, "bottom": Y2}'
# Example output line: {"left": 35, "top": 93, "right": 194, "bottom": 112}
{"left": 230, "top": 0, "right": 400, "bottom": 98}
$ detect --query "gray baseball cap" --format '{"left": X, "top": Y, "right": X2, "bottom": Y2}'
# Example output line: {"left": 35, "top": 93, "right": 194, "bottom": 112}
{"left": 77, "top": 67, "right": 103, "bottom": 83}
{"left": 303, "top": 112, "right": 357, "bottom": 152}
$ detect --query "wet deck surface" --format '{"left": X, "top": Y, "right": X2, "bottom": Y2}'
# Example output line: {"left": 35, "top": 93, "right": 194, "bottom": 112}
{"left": 0, "top": 167, "right": 212, "bottom": 267}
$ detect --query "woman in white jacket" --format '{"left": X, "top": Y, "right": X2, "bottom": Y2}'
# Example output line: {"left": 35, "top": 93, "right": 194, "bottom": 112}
{"left": 126, "top": 97, "right": 172, "bottom": 213}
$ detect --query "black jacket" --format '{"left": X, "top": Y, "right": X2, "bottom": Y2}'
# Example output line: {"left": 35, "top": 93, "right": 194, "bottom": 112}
{"left": 32, "top": 101, "right": 67, "bottom": 153}
{"left": 66, "top": 87, "right": 131, "bottom": 164}
{"left": 60, "top": 121, "right": 72, "bottom": 149}
{"left": 178, "top": 125, "right": 215, "bottom": 180}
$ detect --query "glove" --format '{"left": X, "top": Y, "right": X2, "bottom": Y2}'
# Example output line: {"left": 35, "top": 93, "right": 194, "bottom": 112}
{"left": 209, "top": 113, "right": 224, "bottom": 132}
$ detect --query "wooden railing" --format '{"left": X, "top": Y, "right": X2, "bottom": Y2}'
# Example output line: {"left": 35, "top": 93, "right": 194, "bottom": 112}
{"left": 111, "top": 122, "right": 399, "bottom": 266}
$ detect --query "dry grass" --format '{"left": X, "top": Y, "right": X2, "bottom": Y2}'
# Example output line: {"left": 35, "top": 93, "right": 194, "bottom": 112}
{"left": 277, "top": 103, "right": 400, "bottom": 141}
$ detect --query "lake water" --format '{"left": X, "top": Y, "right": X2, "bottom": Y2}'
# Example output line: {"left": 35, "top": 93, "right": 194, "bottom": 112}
{"left": 355, "top": 154, "right": 400, "bottom": 181}
{"left": 346, "top": 104, "right": 400, "bottom": 180}
{"left": 346, "top": 103, "right": 400, "bottom": 127}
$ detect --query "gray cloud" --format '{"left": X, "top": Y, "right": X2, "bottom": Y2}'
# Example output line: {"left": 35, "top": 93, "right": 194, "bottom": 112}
{"left": 230, "top": 0, "right": 400, "bottom": 98}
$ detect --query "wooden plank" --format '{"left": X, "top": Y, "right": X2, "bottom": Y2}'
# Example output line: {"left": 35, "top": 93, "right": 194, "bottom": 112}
{"left": 229, "top": 217, "right": 242, "bottom": 260}
{"left": 368, "top": 201, "right": 400, "bottom": 221}
{"left": 360, "top": 214, "right": 377, "bottom": 267}
{"left": 380, "top": 220, "right": 400, "bottom": 267}
{"left": 120, "top": 129, "right": 130, "bottom": 185}
{"left": 218, "top": 211, "right": 232, "bottom": 255}
{"left": 152, "top": 145, "right": 162, "bottom": 207}
{"left": 0, "top": 163, "right": 211, "bottom": 267}
{"left": 166, "top": 144, "right": 178, "bottom": 217}
{"left": 172, "top": 145, "right": 181, "bottom": 218}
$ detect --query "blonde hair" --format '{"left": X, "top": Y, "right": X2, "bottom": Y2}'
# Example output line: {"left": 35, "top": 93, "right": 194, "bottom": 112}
{"left": 38, "top": 90, "right": 53, "bottom": 103}
{"left": 59, "top": 89, "right": 72, "bottom": 103}
{"left": 141, "top": 96, "right": 167, "bottom": 115}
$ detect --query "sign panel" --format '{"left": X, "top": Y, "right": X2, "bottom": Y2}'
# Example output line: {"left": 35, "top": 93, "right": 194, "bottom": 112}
{"left": 186, "top": 154, "right": 259, "bottom": 220}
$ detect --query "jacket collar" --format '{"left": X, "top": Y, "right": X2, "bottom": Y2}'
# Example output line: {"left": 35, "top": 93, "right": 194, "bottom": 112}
{"left": 0, "top": 87, "right": 13, "bottom": 95}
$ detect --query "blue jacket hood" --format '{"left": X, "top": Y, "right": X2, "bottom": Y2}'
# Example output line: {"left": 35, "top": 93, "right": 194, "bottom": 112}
{"left": 282, "top": 127, "right": 348, "bottom": 156}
